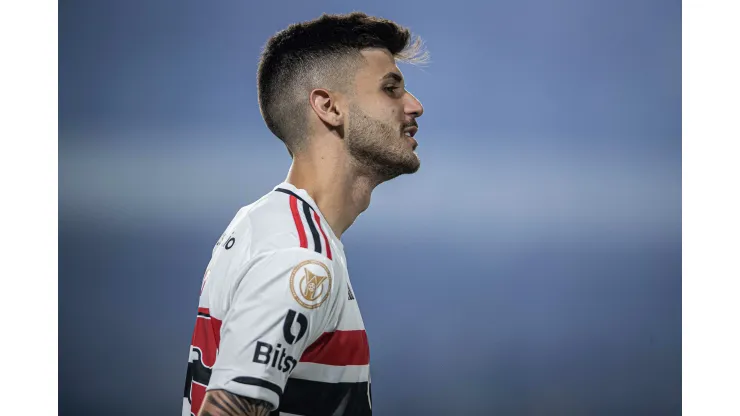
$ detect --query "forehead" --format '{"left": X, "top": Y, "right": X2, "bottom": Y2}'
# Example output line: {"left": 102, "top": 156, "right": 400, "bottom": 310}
{"left": 354, "top": 48, "right": 403, "bottom": 85}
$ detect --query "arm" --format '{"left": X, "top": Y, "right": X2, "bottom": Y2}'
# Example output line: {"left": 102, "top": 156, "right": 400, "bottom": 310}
{"left": 198, "top": 247, "right": 339, "bottom": 414}
{"left": 198, "top": 390, "right": 272, "bottom": 416}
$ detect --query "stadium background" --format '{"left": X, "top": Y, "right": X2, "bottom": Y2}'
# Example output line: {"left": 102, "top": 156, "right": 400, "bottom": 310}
{"left": 59, "top": 0, "right": 681, "bottom": 414}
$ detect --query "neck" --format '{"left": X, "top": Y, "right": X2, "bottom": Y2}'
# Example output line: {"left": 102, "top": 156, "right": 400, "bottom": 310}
{"left": 285, "top": 142, "right": 380, "bottom": 239}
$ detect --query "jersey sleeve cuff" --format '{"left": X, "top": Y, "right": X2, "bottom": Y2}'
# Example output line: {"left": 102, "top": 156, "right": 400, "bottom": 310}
{"left": 208, "top": 371, "right": 282, "bottom": 411}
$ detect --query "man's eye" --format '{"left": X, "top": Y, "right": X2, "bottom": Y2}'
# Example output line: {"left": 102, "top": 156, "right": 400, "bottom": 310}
{"left": 384, "top": 86, "right": 399, "bottom": 94}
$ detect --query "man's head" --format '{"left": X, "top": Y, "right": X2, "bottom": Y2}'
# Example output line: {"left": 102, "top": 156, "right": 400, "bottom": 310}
{"left": 257, "top": 12, "right": 426, "bottom": 180}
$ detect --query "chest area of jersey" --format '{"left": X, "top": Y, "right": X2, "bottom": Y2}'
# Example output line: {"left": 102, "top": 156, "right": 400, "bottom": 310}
{"left": 293, "top": 283, "right": 369, "bottom": 383}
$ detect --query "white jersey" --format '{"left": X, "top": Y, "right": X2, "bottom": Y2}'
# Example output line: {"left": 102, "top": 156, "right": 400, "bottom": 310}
{"left": 182, "top": 182, "right": 372, "bottom": 416}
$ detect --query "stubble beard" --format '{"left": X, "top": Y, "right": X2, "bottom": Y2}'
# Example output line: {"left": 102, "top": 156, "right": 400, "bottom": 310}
{"left": 345, "top": 104, "right": 420, "bottom": 182}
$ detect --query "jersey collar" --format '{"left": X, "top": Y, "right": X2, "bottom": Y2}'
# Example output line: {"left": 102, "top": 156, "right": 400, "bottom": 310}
{"left": 273, "top": 182, "right": 342, "bottom": 248}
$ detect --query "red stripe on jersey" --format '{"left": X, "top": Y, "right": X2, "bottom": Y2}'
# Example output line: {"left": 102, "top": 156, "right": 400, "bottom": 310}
{"left": 313, "top": 211, "right": 332, "bottom": 260}
{"left": 301, "top": 329, "right": 369, "bottom": 366}
{"left": 188, "top": 307, "right": 223, "bottom": 414}
{"left": 290, "top": 195, "right": 308, "bottom": 249}
{"left": 197, "top": 307, "right": 222, "bottom": 348}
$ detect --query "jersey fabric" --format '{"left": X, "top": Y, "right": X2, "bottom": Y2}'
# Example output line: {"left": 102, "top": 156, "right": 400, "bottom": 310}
{"left": 182, "top": 182, "right": 372, "bottom": 416}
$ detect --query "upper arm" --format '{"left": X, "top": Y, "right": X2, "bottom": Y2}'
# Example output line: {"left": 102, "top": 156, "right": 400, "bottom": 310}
{"left": 198, "top": 390, "right": 272, "bottom": 416}
{"left": 207, "top": 247, "right": 339, "bottom": 411}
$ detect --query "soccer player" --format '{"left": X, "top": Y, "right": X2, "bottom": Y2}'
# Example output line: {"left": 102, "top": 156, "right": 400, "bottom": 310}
{"left": 182, "top": 12, "right": 426, "bottom": 416}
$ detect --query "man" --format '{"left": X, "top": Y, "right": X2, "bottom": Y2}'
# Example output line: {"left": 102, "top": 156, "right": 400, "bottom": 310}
{"left": 183, "top": 12, "right": 426, "bottom": 416}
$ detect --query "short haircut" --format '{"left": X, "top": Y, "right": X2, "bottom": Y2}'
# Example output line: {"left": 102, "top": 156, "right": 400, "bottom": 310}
{"left": 257, "top": 12, "right": 427, "bottom": 154}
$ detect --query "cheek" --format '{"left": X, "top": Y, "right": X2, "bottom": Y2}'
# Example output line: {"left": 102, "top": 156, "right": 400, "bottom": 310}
{"left": 389, "top": 106, "right": 404, "bottom": 122}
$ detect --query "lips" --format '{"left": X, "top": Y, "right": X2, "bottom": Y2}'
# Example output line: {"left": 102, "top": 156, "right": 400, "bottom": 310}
{"left": 407, "top": 136, "right": 418, "bottom": 150}
{"left": 403, "top": 126, "right": 418, "bottom": 137}
{"left": 402, "top": 125, "right": 419, "bottom": 150}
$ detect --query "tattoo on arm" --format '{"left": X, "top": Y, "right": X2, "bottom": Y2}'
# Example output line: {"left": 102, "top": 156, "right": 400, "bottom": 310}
{"left": 198, "top": 390, "right": 273, "bottom": 416}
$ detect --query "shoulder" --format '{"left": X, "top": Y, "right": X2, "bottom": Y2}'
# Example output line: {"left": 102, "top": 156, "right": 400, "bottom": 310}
{"left": 216, "top": 189, "right": 313, "bottom": 259}
{"left": 205, "top": 191, "right": 339, "bottom": 316}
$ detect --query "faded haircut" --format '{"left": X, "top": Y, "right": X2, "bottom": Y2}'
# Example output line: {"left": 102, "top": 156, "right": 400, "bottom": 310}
{"left": 257, "top": 12, "right": 427, "bottom": 155}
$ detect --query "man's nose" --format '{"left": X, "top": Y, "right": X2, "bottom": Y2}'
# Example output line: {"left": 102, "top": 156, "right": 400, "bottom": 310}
{"left": 404, "top": 91, "right": 424, "bottom": 118}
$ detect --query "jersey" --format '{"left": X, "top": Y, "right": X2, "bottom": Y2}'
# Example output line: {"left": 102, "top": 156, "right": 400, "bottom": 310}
{"left": 182, "top": 182, "right": 372, "bottom": 416}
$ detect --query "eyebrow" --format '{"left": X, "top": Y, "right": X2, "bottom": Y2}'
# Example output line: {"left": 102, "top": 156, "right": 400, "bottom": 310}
{"left": 381, "top": 72, "right": 404, "bottom": 83}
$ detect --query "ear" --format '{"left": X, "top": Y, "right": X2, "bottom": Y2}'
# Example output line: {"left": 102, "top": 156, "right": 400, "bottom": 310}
{"left": 309, "top": 88, "right": 344, "bottom": 128}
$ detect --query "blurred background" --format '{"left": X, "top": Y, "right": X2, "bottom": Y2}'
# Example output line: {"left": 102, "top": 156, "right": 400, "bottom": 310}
{"left": 59, "top": 0, "right": 681, "bottom": 414}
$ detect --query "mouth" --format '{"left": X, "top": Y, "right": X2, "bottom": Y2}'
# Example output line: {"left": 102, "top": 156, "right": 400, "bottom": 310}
{"left": 403, "top": 126, "right": 418, "bottom": 138}
{"left": 403, "top": 126, "right": 419, "bottom": 150}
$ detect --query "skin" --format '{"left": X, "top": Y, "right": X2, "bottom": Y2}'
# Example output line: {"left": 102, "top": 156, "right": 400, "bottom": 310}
{"left": 198, "top": 390, "right": 272, "bottom": 416}
{"left": 198, "top": 47, "right": 424, "bottom": 416}
{"left": 287, "top": 47, "right": 424, "bottom": 239}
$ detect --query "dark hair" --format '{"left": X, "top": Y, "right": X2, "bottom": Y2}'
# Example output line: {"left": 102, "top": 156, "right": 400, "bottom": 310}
{"left": 257, "top": 12, "right": 426, "bottom": 154}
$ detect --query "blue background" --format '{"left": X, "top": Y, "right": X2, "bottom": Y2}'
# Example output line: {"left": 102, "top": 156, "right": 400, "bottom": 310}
{"left": 59, "top": 0, "right": 681, "bottom": 414}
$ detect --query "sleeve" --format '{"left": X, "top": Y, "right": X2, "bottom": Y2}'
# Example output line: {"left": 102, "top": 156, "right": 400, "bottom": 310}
{"left": 207, "top": 247, "right": 339, "bottom": 410}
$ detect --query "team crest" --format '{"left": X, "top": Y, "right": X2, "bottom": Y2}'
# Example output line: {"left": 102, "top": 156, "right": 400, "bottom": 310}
{"left": 290, "top": 260, "right": 332, "bottom": 309}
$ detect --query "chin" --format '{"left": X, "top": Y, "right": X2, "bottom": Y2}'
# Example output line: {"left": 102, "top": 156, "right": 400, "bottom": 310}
{"left": 403, "top": 155, "right": 421, "bottom": 174}
{"left": 391, "top": 156, "right": 421, "bottom": 177}
{"left": 359, "top": 147, "right": 421, "bottom": 180}
{"left": 405, "top": 151, "right": 421, "bottom": 172}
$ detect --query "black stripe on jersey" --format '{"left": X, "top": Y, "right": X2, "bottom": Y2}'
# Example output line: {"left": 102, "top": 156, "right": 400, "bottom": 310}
{"left": 232, "top": 376, "right": 283, "bottom": 397}
{"left": 275, "top": 188, "right": 314, "bottom": 210}
{"left": 302, "top": 201, "right": 322, "bottom": 255}
{"left": 197, "top": 311, "right": 210, "bottom": 318}
{"left": 275, "top": 187, "right": 325, "bottom": 256}
{"left": 276, "top": 379, "right": 371, "bottom": 416}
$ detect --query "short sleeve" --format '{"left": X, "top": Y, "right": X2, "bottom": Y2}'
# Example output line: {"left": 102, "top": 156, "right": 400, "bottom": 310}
{"left": 207, "top": 247, "right": 339, "bottom": 410}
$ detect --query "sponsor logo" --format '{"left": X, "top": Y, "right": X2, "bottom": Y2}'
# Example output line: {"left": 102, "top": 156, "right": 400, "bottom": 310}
{"left": 224, "top": 237, "right": 235, "bottom": 250}
{"left": 283, "top": 309, "right": 308, "bottom": 345}
{"left": 290, "top": 260, "right": 332, "bottom": 309}
{"left": 250, "top": 310, "right": 307, "bottom": 375}
{"left": 252, "top": 341, "right": 298, "bottom": 374}
{"left": 215, "top": 233, "right": 236, "bottom": 250}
